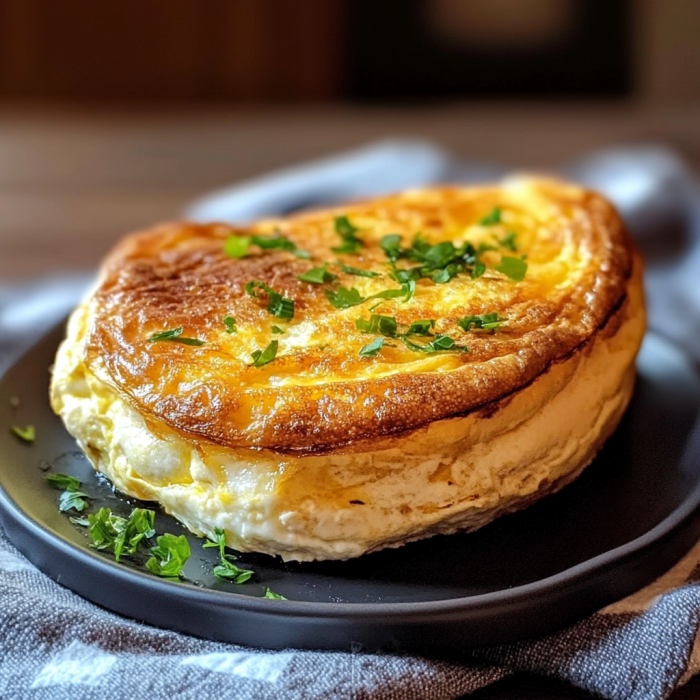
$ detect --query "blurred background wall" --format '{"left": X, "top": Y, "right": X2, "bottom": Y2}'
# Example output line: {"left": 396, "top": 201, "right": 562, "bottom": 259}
{"left": 0, "top": 0, "right": 698, "bottom": 283}
{"left": 0, "top": 0, "right": 697, "bottom": 106}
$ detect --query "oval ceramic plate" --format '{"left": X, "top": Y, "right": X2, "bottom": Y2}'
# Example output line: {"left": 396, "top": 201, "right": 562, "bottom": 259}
{"left": 1, "top": 324, "right": 700, "bottom": 654}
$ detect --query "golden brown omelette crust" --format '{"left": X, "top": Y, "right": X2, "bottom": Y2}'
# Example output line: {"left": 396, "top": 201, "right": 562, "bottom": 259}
{"left": 85, "top": 182, "right": 634, "bottom": 454}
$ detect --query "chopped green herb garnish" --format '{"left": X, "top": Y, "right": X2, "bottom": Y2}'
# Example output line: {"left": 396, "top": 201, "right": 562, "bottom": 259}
{"left": 498, "top": 232, "right": 518, "bottom": 252}
{"left": 223, "top": 315, "right": 237, "bottom": 334}
{"left": 47, "top": 472, "right": 88, "bottom": 511}
{"left": 380, "top": 234, "right": 403, "bottom": 262}
{"left": 11, "top": 425, "right": 35, "bottom": 443}
{"left": 471, "top": 261, "right": 486, "bottom": 279}
{"left": 214, "top": 560, "right": 254, "bottom": 584}
{"left": 389, "top": 266, "right": 422, "bottom": 284}
{"left": 337, "top": 262, "right": 380, "bottom": 278}
{"left": 251, "top": 232, "right": 296, "bottom": 252}
{"left": 480, "top": 207, "right": 502, "bottom": 226}
{"left": 495, "top": 256, "right": 528, "bottom": 282}
{"left": 430, "top": 264, "right": 462, "bottom": 284}
{"left": 325, "top": 283, "right": 413, "bottom": 309}
{"left": 245, "top": 281, "right": 295, "bottom": 320}
{"left": 370, "top": 285, "right": 413, "bottom": 302}
{"left": 406, "top": 319, "right": 435, "bottom": 336}
{"left": 332, "top": 216, "right": 364, "bottom": 254}
{"left": 148, "top": 327, "right": 205, "bottom": 346}
{"left": 224, "top": 235, "right": 252, "bottom": 258}
{"left": 264, "top": 588, "right": 287, "bottom": 600}
{"left": 271, "top": 325, "right": 286, "bottom": 334}
{"left": 59, "top": 490, "right": 90, "bottom": 513}
{"left": 146, "top": 533, "right": 191, "bottom": 580}
{"left": 380, "top": 234, "right": 493, "bottom": 288}
{"left": 224, "top": 232, "right": 297, "bottom": 259}
{"left": 87, "top": 507, "right": 155, "bottom": 562}
{"left": 401, "top": 334, "right": 469, "bottom": 354}
{"left": 297, "top": 263, "right": 337, "bottom": 285}
{"left": 355, "top": 314, "right": 398, "bottom": 337}
{"left": 293, "top": 249, "right": 312, "bottom": 260}
{"left": 324, "top": 286, "right": 365, "bottom": 309}
{"left": 204, "top": 528, "right": 253, "bottom": 584}
{"left": 251, "top": 340, "right": 279, "bottom": 367}
{"left": 203, "top": 527, "right": 228, "bottom": 558}
{"left": 356, "top": 315, "right": 435, "bottom": 341}
{"left": 359, "top": 337, "right": 385, "bottom": 358}
{"left": 46, "top": 473, "right": 82, "bottom": 492}
{"left": 458, "top": 313, "right": 504, "bottom": 332}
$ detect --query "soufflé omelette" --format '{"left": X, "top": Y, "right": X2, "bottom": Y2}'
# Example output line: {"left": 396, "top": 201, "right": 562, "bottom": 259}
{"left": 51, "top": 177, "right": 645, "bottom": 561}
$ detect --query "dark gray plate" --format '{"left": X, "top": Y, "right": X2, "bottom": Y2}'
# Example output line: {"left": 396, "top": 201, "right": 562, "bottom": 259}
{"left": 1, "top": 324, "right": 700, "bottom": 654}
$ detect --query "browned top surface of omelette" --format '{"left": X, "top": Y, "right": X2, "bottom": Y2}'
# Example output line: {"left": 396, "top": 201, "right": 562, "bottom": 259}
{"left": 84, "top": 178, "right": 634, "bottom": 453}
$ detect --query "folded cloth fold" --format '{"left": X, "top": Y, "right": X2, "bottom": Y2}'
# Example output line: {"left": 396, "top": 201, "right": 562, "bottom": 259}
{"left": 1, "top": 141, "right": 700, "bottom": 699}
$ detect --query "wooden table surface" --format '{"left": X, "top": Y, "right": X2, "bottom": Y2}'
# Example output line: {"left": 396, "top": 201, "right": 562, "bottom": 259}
{"left": 1, "top": 101, "right": 699, "bottom": 282}
{"left": 2, "top": 101, "right": 700, "bottom": 699}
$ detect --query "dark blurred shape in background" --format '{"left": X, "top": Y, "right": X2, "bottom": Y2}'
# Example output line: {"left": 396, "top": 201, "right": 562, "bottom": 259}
{"left": 0, "top": 0, "right": 697, "bottom": 105}
{"left": 346, "top": 0, "right": 631, "bottom": 100}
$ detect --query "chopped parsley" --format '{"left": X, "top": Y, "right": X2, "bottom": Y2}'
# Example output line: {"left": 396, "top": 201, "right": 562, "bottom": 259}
{"left": 251, "top": 340, "right": 278, "bottom": 367}
{"left": 337, "top": 262, "right": 380, "bottom": 278}
{"left": 380, "top": 234, "right": 496, "bottom": 287}
{"left": 204, "top": 528, "right": 253, "bottom": 584}
{"left": 271, "top": 325, "right": 286, "bottom": 334}
{"left": 495, "top": 256, "right": 528, "bottom": 282}
{"left": 87, "top": 507, "right": 156, "bottom": 562}
{"left": 359, "top": 337, "right": 385, "bottom": 357}
{"left": 498, "top": 231, "right": 518, "bottom": 252}
{"left": 46, "top": 473, "right": 89, "bottom": 512}
{"left": 223, "top": 315, "right": 237, "bottom": 334}
{"left": 224, "top": 235, "right": 252, "bottom": 259}
{"left": 251, "top": 231, "right": 297, "bottom": 252}
{"left": 11, "top": 425, "right": 35, "bottom": 443}
{"left": 245, "top": 281, "right": 295, "bottom": 320}
{"left": 264, "top": 588, "right": 287, "bottom": 600}
{"left": 401, "top": 334, "right": 469, "bottom": 354}
{"left": 59, "top": 491, "right": 90, "bottom": 513}
{"left": 325, "top": 284, "right": 413, "bottom": 310}
{"left": 146, "top": 533, "right": 191, "bottom": 580}
{"left": 406, "top": 319, "right": 435, "bottom": 336}
{"left": 380, "top": 234, "right": 403, "bottom": 262}
{"left": 148, "top": 327, "right": 205, "bottom": 346}
{"left": 458, "top": 313, "right": 504, "bottom": 332}
{"left": 297, "top": 263, "right": 337, "bottom": 285}
{"left": 355, "top": 314, "right": 397, "bottom": 337}
{"left": 224, "top": 231, "right": 297, "bottom": 259}
{"left": 479, "top": 207, "right": 502, "bottom": 226}
{"left": 324, "top": 286, "right": 365, "bottom": 309}
{"left": 332, "top": 215, "right": 364, "bottom": 254}
{"left": 46, "top": 473, "right": 82, "bottom": 491}
{"left": 356, "top": 315, "right": 441, "bottom": 357}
